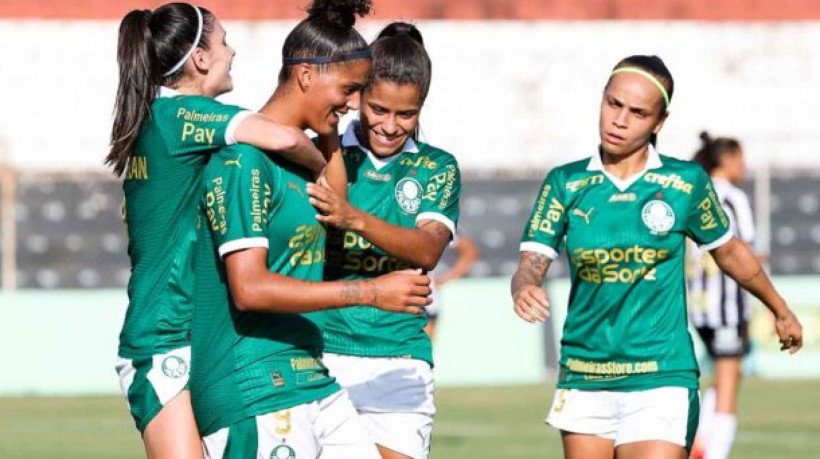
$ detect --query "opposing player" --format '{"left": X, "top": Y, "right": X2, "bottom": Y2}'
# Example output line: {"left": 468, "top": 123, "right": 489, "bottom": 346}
{"left": 307, "top": 22, "right": 461, "bottom": 459}
{"left": 688, "top": 133, "right": 756, "bottom": 459}
{"left": 511, "top": 55, "right": 803, "bottom": 459}
{"left": 108, "top": 3, "right": 328, "bottom": 457}
{"left": 192, "top": 3, "right": 431, "bottom": 458}
{"left": 425, "top": 232, "right": 480, "bottom": 341}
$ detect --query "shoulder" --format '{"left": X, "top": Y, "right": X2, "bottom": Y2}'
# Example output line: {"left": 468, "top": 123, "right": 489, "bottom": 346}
{"left": 657, "top": 155, "right": 706, "bottom": 178}
{"left": 546, "top": 157, "right": 595, "bottom": 183}
{"left": 413, "top": 142, "right": 460, "bottom": 169}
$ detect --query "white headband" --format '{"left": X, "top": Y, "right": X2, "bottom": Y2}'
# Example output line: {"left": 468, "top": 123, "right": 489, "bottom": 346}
{"left": 162, "top": 4, "right": 203, "bottom": 77}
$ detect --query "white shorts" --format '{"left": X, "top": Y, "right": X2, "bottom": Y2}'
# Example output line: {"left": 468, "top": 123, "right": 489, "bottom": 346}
{"left": 323, "top": 353, "right": 435, "bottom": 459}
{"left": 115, "top": 346, "right": 191, "bottom": 433}
{"left": 202, "top": 390, "right": 380, "bottom": 459}
{"left": 546, "top": 387, "right": 700, "bottom": 450}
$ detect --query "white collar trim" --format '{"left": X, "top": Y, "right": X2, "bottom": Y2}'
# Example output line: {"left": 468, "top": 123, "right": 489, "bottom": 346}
{"left": 158, "top": 86, "right": 181, "bottom": 98}
{"left": 587, "top": 145, "right": 664, "bottom": 191}
{"left": 342, "top": 121, "right": 419, "bottom": 171}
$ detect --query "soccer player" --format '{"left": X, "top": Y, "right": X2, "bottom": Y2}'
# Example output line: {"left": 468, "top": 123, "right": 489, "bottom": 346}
{"left": 306, "top": 22, "right": 461, "bottom": 459}
{"left": 192, "top": 2, "right": 431, "bottom": 458}
{"left": 425, "top": 232, "right": 480, "bottom": 341}
{"left": 511, "top": 55, "right": 803, "bottom": 459}
{"left": 108, "top": 3, "right": 328, "bottom": 457}
{"left": 688, "top": 133, "right": 756, "bottom": 459}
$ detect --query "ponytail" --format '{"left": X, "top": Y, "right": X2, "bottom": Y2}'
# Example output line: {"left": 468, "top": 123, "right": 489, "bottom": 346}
{"left": 366, "top": 22, "right": 432, "bottom": 103}
{"left": 107, "top": 10, "right": 158, "bottom": 176}
{"left": 693, "top": 131, "right": 741, "bottom": 174}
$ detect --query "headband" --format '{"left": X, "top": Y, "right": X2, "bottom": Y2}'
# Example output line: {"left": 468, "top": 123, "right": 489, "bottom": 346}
{"left": 611, "top": 67, "right": 670, "bottom": 108}
{"left": 162, "top": 4, "right": 203, "bottom": 77}
{"left": 282, "top": 49, "right": 371, "bottom": 66}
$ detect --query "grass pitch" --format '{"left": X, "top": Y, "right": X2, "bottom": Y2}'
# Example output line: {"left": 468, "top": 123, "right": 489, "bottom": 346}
{"left": 1, "top": 379, "right": 818, "bottom": 458}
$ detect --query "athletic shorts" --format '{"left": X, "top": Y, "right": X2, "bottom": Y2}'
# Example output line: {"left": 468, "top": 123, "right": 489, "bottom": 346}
{"left": 696, "top": 324, "right": 751, "bottom": 358}
{"left": 323, "top": 353, "right": 435, "bottom": 459}
{"left": 201, "top": 390, "right": 380, "bottom": 459}
{"left": 546, "top": 386, "right": 700, "bottom": 451}
{"left": 115, "top": 346, "right": 191, "bottom": 433}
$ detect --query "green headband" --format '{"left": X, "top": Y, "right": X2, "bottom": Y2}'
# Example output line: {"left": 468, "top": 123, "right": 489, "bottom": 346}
{"left": 611, "top": 67, "right": 670, "bottom": 109}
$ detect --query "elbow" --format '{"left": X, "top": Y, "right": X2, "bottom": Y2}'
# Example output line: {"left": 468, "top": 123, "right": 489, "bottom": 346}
{"left": 417, "top": 252, "right": 442, "bottom": 272}
{"left": 231, "top": 282, "right": 261, "bottom": 312}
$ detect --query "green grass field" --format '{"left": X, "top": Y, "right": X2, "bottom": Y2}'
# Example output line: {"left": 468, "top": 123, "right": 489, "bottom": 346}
{"left": 1, "top": 380, "right": 818, "bottom": 458}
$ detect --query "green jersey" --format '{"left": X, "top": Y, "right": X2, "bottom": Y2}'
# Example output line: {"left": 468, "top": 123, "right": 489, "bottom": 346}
{"left": 521, "top": 147, "right": 731, "bottom": 391}
{"left": 119, "top": 87, "right": 249, "bottom": 358}
{"left": 320, "top": 123, "right": 461, "bottom": 365}
{"left": 192, "top": 145, "right": 339, "bottom": 436}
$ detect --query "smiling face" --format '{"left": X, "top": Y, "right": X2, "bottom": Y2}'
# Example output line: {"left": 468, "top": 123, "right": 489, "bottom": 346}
{"left": 200, "top": 20, "right": 235, "bottom": 98}
{"left": 302, "top": 59, "right": 371, "bottom": 135}
{"left": 599, "top": 71, "right": 668, "bottom": 158}
{"left": 359, "top": 81, "right": 423, "bottom": 157}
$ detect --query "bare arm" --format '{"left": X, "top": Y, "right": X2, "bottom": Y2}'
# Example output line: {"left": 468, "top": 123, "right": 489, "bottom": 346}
{"left": 711, "top": 236, "right": 803, "bottom": 353}
{"left": 234, "top": 114, "right": 326, "bottom": 175}
{"left": 317, "top": 131, "right": 348, "bottom": 200}
{"left": 435, "top": 234, "right": 480, "bottom": 286}
{"left": 510, "top": 251, "right": 552, "bottom": 323}
{"left": 225, "top": 248, "right": 431, "bottom": 314}
{"left": 306, "top": 183, "right": 451, "bottom": 271}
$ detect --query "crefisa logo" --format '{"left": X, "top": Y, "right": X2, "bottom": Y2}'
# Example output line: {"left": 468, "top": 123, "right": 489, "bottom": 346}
{"left": 641, "top": 200, "right": 675, "bottom": 235}
{"left": 161, "top": 355, "right": 188, "bottom": 379}
{"left": 395, "top": 177, "right": 422, "bottom": 214}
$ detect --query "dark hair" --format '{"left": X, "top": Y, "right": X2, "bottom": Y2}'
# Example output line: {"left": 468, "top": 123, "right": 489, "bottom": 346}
{"left": 364, "top": 22, "right": 432, "bottom": 103}
{"left": 107, "top": 3, "right": 215, "bottom": 176}
{"left": 693, "top": 131, "right": 742, "bottom": 174}
{"left": 607, "top": 55, "right": 674, "bottom": 147}
{"left": 278, "top": 0, "right": 372, "bottom": 83}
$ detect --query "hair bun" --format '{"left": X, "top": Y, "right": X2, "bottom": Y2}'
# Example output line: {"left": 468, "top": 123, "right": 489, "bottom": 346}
{"left": 308, "top": 0, "right": 372, "bottom": 29}
{"left": 377, "top": 22, "right": 424, "bottom": 46}
{"left": 699, "top": 131, "right": 712, "bottom": 144}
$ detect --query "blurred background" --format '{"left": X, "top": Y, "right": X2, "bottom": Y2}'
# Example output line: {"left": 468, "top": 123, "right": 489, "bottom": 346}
{"left": 1, "top": 1, "right": 819, "bottom": 458}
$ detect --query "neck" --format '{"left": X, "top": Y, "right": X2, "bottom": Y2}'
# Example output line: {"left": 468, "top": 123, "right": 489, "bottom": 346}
{"left": 171, "top": 77, "right": 211, "bottom": 98}
{"left": 601, "top": 144, "right": 650, "bottom": 180}
{"left": 711, "top": 170, "right": 730, "bottom": 181}
{"left": 259, "top": 86, "right": 305, "bottom": 129}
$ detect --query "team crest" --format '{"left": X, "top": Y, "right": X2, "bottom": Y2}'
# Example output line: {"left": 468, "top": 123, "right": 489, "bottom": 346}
{"left": 395, "top": 177, "right": 422, "bottom": 214}
{"left": 641, "top": 200, "right": 675, "bottom": 235}
{"left": 271, "top": 445, "right": 296, "bottom": 459}
{"left": 161, "top": 355, "right": 188, "bottom": 379}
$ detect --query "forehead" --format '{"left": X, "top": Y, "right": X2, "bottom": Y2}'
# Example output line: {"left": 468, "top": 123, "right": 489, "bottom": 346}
{"left": 605, "top": 72, "right": 664, "bottom": 109}
{"left": 210, "top": 19, "right": 226, "bottom": 37}
{"left": 326, "top": 59, "right": 371, "bottom": 82}
{"left": 365, "top": 81, "right": 422, "bottom": 106}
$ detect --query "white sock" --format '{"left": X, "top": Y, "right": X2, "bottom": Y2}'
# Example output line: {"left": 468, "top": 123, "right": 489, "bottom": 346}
{"left": 696, "top": 388, "right": 716, "bottom": 445}
{"left": 705, "top": 412, "right": 737, "bottom": 459}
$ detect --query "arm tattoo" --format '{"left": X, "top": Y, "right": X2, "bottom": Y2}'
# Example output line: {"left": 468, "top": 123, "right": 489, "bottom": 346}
{"left": 418, "top": 220, "right": 453, "bottom": 241}
{"left": 511, "top": 252, "right": 551, "bottom": 295}
{"left": 340, "top": 281, "right": 363, "bottom": 305}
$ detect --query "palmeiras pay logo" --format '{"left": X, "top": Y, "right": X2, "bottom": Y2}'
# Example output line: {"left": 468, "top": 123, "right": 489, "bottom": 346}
{"left": 395, "top": 177, "right": 422, "bottom": 214}
{"left": 641, "top": 200, "right": 675, "bottom": 235}
{"left": 161, "top": 355, "right": 188, "bottom": 379}
{"left": 271, "top": 444, "right": 296, "bottom": 459}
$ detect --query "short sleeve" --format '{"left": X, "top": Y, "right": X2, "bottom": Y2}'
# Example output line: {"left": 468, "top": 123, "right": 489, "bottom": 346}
{"left": 202, "top": 147, "right": 276, "bottom": 258}
{"left": 686, "top": 167, "right": 732, "bottom": 250}
{"left": 162, "top": 96, "right": 251, "bottom": 157}
{"left": 519, "top": 169, "right": 568, "bottom": 260}
{"left": 416, "top": 155, "right": 461, "bottom": 236}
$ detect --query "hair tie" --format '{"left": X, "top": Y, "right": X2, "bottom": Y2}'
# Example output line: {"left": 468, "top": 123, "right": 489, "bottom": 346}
{"left": 162, "top": 4, "right": 203, "bottom": 77}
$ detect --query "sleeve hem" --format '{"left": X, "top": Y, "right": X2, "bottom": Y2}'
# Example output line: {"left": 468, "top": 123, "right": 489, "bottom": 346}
{"left": 224, "top": 110, "right": 254, "bottom": 145}
{"left": 218, "top": 237, "right": 269, "bottom": 259}
{"left": 416, "top": 212, "right": 456, "bottom": 236}
{"left": 520, "top": 241, "right": 559, "bottom": 260}
{"left": 699, "top": 230, "right": 733, "bottom": 251}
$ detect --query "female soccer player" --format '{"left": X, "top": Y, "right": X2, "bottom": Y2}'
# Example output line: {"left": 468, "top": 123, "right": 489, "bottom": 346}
{"left": 688, "top": 133, "right": 757, "bottom": 459}
{"left": 511, "top": 55, "right": 803, "bottom": 459}
{"left": 108, "top": 3, "right": 329, "bottom": 457}
{"left": 191, "top": 3, "right": 432, "bottom": 458}
{"left": 307, "top": 22, "right": 461, "bottom": 459}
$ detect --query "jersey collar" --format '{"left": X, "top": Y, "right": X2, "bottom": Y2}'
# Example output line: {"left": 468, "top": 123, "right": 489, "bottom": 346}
{"left": 342, "top": 121, "right": 419, "bottom": 170}
{"left": 587, "top": 144, "right": 663, "bottom": 192}
{"left": 158, "top": 86, "right": 181, "bottom": 98}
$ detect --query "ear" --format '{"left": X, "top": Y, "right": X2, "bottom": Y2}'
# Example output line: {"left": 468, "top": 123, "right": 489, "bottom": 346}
{"left": 295, "top": 64, "right": 314, "bottom": 93}
{"left": 653, "top": 111, "right": 669, "bottom": 135}
{"left": 191, "top": 47, "right": 210, "bottom": 73}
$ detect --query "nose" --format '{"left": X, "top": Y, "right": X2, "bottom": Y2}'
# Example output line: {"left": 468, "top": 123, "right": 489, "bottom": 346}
{"left": 613, "top": 107, "right": 628, "bottom": 129}
{"left": 382, "top": 116, "right": 398, "bottom": 135}
{"left": 347, "top": 92, "right": 361, "bottom": 111}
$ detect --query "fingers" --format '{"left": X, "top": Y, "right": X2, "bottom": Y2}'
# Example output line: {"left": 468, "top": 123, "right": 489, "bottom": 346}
{"left": 306, "top": 183, "right": 333, "bottom": 202}
{"left": 308, "top": 197, "right": 332, "bottom": 214}
{"left": 514, "top": 287, "right": 550, "bottom": 323}
{"left": 411, "top": 285, "right": 432, "bottom": 297}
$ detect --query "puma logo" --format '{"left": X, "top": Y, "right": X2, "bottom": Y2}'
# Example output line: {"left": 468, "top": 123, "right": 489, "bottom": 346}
{"left": 572, "top": 207, "right": 594, "bottom": 225}
{"left": 287, "top": 181, "right": 304, "bottom": 196}
{"left": 224, "top": 154, "right": 242, "bottom": 168}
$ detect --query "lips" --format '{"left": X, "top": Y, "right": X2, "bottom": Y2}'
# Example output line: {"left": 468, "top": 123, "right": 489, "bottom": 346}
{"left": 605, "top": 132, "right": 625, "bottom": 144}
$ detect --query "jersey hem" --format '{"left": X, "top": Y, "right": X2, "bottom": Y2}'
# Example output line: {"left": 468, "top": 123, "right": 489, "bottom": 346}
{"left": 520, "top": 241, "right": 559, "bottom": 260}
{"left": 224, "top": 110, "right": 253, "bottom": 145}
{"left": 700, "top": 230, "right": 733, "bottom": 251}
{"left": 218, "top": 237, "right": 269, "bottom": 259}
{"left": 416, "top": 212, "right": 456, "bottom": 236}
